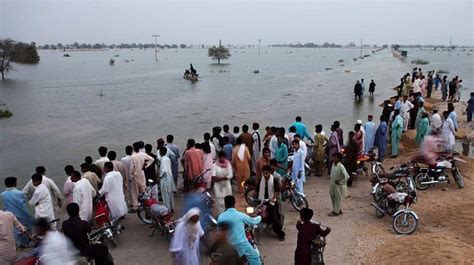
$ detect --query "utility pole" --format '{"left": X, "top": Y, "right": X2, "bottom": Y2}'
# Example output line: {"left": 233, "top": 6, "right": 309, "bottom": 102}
{"left": 152, "top": 34, "right": 159, "bottom": 61}
{"left": 258, "top": 39, "right": 262, "bottom": 54}
{"left": 449, "top": 37, "right": 453, "bottom": 55}
{"left": 360, "top": 37, "right": 363, "bottom": 58}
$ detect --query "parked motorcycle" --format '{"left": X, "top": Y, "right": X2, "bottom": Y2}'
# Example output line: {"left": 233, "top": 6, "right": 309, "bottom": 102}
{"left": 244, "top": 173, "right": 308, "bottom": 211}
{"left": 148, "top": 204, "right": 176, "bottom": 238}
{"left": 371, "top": 162, "right": 413, "bottom": 203}
{"left": 413, "top": 156, "right": 465, "bottom": 190}
{"left": 137, "top": 179, "right": 160, "bottom": 224}
{"left": 371, "top": 176, "right": 419, "bottom": 235}
{"left": 89, "top": 196, "right": 121, "bottom": 247}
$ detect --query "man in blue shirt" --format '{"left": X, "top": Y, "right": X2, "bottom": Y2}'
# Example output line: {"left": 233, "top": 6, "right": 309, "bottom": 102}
{"left": 218, "top": 196, "right": 262, "bottom": 265}
{"left": 1, "top": 177, "right": 34, "bottom": 247}
{"left": 289, "top": 116, "right": 314, "bottom": 143}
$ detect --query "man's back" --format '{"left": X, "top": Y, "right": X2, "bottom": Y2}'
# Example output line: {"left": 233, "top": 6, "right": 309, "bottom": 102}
{"left": 62, "top": 217, "right": 91, "bottom": 255}
{"left": 218, "top": 208, "right": 261, "bottom": 246}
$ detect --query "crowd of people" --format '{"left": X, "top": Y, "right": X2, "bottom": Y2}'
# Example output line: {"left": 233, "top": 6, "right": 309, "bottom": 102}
{"left": 0, "top": 67, "right": 468, "bottom": 265}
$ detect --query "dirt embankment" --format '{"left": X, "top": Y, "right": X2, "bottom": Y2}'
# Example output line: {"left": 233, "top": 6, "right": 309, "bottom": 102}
{"left": 363, "top": 88, "right": 474, "bottom": 264}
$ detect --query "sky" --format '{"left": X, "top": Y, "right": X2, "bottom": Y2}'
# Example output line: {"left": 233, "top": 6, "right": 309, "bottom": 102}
{"left": 1, "top": 0, "right": 473, "bottom": 46}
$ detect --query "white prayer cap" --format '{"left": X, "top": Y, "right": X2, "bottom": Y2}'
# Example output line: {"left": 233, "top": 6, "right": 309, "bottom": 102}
{"left": 357, "top": 120, "right": 363, "bottom": 125}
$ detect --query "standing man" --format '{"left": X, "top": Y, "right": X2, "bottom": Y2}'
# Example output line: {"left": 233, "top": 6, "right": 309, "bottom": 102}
{"left": 183, "top": 139, "right": 204, "bottom": 192}
{"left": 0, "top": 210, "right": 26, "bottom": 264}
{"left": 363, "top": 115, "right": 376, "bottom": 154}
{"left": 2, "top": 177, "right": 34, "bottom": 248}
{"left": 100, "top": 162, "right": 128, "bottom": 220}
{"left": 239, "top": 124, "right": 254, "bottom": 158}
{"left": 369, "top": 79, "right": 376, "bottom": 97}
{"left": 415, "top": 112, "right": 430, "bottom": 145}
{"left": 71, "top": 171, "right": 96, "bottom": 222}
{"left": 256, "top": 147, "right": 271, "bottom": 178}
{"left": 29, "top": 174, "right": 55, "bottom": 222}
{"left": 400, "top": 95, "right": 414, "bottom": 132}
{"left": 158, "top": 147, "right": 176, "bottom": 211}
{"left": 430, "top": 109, "right": 442, "bottom": 133}
{"left": 144, "top": 144, "right": 158, "bottom": 184}
{"left": 360, "top": 78, "right": 366, "bottom": 96}
{"left": 391, "top": 110, "right": 403, "bottom": 158}
{"left": 313, "top": 125, "right": 327, "bottom": 177}
{"left": 130, "top": 142, "right": 155, "bottom": 210}
{"left": 223, "top": 124, "right": 236, "bottom": 146}
{"left": 165, "top": 135, "right": 181, "bottom": 185}
{"left": 374, "top": 116, "right": 388, "bottom": 162}
{"left": 251, "top": 122, "right": 262, "bottom": 174}
{"left": 275, "top": 136, "right": 288, "bottom": 177}
{"left": 108, "top": 151, "right": 126, "bottom": 181}
{"left": 328, "top": 125, "right": 341, "bottom": 173}
{"left": 218, "top": 196, "right": 262, "bottom": 265}
{"left": 211, "top": 127, "right": 224, "bottom": 153}
{"left": 120, "top": 145, "right": 133, "bottom": 206}
{"left": 354, "top": 80, "right": 362, "bottom": 99}
{"left": 23, "top": 166, "right": 63, "bottom": 220}
{"left": 63, "top": 165, "right": 75, "bottom": 205}
{"left": 289, "top": 116, "right": 313, "bottom": 143}
{"left": 291, "top": 140, "right": 305, "bottom": 194}
{"left": 441, "top": 111, "right": 456, "bottom": 153}
{"left": 94, "top": 146, "right": 110, "bottom": 171}
{"left": 328, "top": 153, "right": 349, "bottom": 217}
{"left": 80, "top": 163, "right": 101, "bottom": 193}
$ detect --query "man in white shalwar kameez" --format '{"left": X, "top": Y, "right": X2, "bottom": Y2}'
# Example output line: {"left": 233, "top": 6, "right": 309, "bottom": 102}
{"left": 99, "top": 162, "right": 128, "bottom": 220}
{"left": 400, "top": 95, "right": 414, "bottom": 132}
{"left": 363, "top": 115, "right": 377, "bottom": 154}
{"left": 170, "top": 208, "right": 204, "bottom": 265}
{"left": 212, "top": 151, "right": 233, "bottom": 214}
{"left": 441, "top": 111, "right": 456, "bottom": 153}
{"left": 28, "top": 174, "right": 55, "bottom": 222}
{"left": 121, "top": 145, "right": 133, "bottom": 207}
{"left": 23, "top": 166, "right": 63, "bottom": 219}
{"left": 71, "top": 171, "right": 96, "bottom": 222}
{"left": 158, "top": 147, "right": 177, "bottom": 211}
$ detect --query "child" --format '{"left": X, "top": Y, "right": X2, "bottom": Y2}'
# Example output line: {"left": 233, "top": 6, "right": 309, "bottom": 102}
{"left": 295, "top": 208, "right": 331, "bottom": 265}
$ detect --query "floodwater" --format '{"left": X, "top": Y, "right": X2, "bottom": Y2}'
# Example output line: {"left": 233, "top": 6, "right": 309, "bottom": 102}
{"left": 0, "top": 47, "right": 471, "bottom": 187}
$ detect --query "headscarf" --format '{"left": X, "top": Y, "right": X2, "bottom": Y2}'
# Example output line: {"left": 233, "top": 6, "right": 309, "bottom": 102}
{"left": 237, "top": 144, "right": 246, "bottom": 161}
{"left": 170, "top": 208, "right": 203, "bottom": 252}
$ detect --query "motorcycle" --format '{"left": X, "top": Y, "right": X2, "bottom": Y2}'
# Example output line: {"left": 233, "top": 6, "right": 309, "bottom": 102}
{"left": 243, "top": 173, "right": 308, "bottom": 211}
{"left": 370, "top": 176, "right": 419, "bottom": 235}
{"left": 310, "top": 222, "right": 329, "bottom": 265}
{"left": 137, "top": 179, "right": 160, "bottom": 224}
{"left": 148, "top": 203, "right": 176, "bottom": 238}
{"left": 413, "top": 156, "right": 465, "bottom": 190}
{"left": 371, "top": 162, "right": 413, "bottom": 203}
{"left": 89, "top": 196, "right": 121, "bottom": 247}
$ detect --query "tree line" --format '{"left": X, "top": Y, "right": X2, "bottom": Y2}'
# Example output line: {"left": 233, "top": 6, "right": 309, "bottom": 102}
{"left": 38, "top": 43, "right": 189, "bottom": 50}
{"left": 1, "top": 39, "right": 40, "bottom": 80}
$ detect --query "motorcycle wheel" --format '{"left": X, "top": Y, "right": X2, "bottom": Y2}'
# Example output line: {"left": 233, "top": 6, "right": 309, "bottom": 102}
{"left": 105, "top": 236, "right": 118, "bottom": 247}
{"left": 290, "top": 194, "right": 309, "bottom": 211}
{"left": 372, "top": 163, "right": 386, "bottom": 176}
{"left": 452, "top": 168, "right": 465, "bottom": 189}
{"left": 372, "top": 186, "right": 383, "bottom": 202}
{"left": 244, "top": 189, "right": 259, "bottom": 207}
{"left": 414, "top": 173, "right": 430, "bottom": 190}
{"left": 392, "top": 211, "right": 418, "bottom": 235}
{"left": 137, "top": 208, "right": 153, "bottom": 225}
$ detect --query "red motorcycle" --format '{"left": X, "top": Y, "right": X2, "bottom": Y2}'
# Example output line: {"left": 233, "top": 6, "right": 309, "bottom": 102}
{"left": 88, "top": 196, "right": 121, "bottom": 247}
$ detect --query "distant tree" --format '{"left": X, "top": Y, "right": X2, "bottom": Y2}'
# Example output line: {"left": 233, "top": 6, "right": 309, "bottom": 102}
{"left": 57, "top": 43, "right": 63, "bottom": 50}
{"left": 92, "top": 43, "right": 102, "bottom": 49}
{"left": 43, "top": 44, "right": 50, "bottom": 49}
{"left": 179, "top": 44, "right": 187, "bottom": 49}
{"left": 208, "top": 40, "right": 231, "bottom": 64}
{"left": 73, "top": 42, "right": 80, "bottom": 49}
{"left": 171, "top": 44, "right": 178, "bottom": 49}
{"left": 0, "top": 39, "right": 14, "bottom": 80}
{"left": 11, "top": 42, "right": 40, "bottom": 64}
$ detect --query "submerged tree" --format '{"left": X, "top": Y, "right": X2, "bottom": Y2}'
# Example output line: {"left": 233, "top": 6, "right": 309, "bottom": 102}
{"left": 208, "top": 40, "right": 231, "bottom": 64}
{"left": 0, "top": 39, "right": 14, "bottom": 80}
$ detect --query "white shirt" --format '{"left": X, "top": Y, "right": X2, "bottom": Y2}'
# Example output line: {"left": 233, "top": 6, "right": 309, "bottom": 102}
{"left": 299, "top": 140, "right": 307, "bottom": 158}
{"left": 269, "top": 135, "right": 278, "bottom": 159}
{"left": 252, "top": 130, "right": 261, "bottom": 153}
{"left": 29, "top": 184, "right": 55, "bottom": 220}
{"left": 40, "top": 231, "right": 77, "bottom": 265}
{"left": 400, "top": 100, "right": 414, "bottom": 115}
{"left": 430, "top": 113, "right": 442, "bottom": 130}
{"left": 23, "top": 176, "right": 63, "bottom": 202}
{"left": 121, "top": 155, "right": 132, "bottom": 180}
{"left": 413, "top": 78, "right": 422, "bottom": 93}
{"left": 99, "top": 171, "right": 128, "bottom": 219}
{"left": 94, "top": 157, "right": 110, "bottom": 170}
{"left": 441, "top": 118, "right": 455, "bottom": 147}
{"left": 72, "top": 178, "right": 96, "bottom": 222}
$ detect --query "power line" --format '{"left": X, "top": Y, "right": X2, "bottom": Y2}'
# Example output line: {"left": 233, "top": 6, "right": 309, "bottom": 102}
{"left": 152, "top": 34, "right": 159, "bottom": 61}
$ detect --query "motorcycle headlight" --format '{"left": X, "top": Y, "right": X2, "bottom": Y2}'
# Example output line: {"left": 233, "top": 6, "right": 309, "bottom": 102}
{"left": 291, "top": 181, "right": 296, "bottom": 189}
{"left": 246, "top": 207, "right": 255, "bottom": 214}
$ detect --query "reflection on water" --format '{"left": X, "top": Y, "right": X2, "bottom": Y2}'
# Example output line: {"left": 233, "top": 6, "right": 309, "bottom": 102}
{"left": 0, "top": 48, "right": 469, "bottom": 186}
